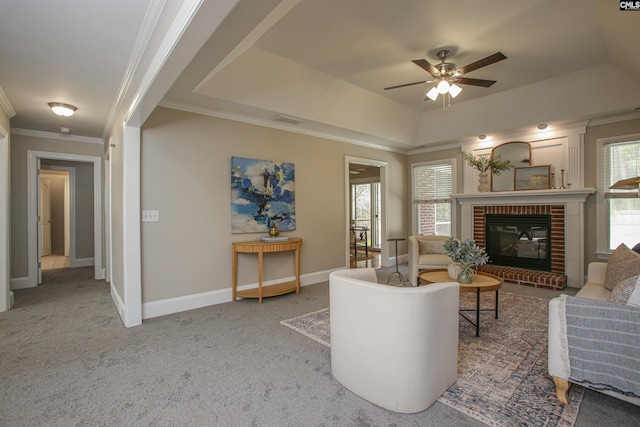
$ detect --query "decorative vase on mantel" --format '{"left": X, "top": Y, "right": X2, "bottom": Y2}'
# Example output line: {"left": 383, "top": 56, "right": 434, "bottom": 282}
{"left": 477, "top": 171, "right": 490, "bottom": 193}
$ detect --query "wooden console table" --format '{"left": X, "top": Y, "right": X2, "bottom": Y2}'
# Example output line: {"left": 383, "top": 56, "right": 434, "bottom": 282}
{"left": 232, "top": 237, "right": 302, "bottom": 303}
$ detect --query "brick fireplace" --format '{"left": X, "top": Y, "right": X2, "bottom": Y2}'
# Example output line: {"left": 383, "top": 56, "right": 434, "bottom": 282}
{"left": 453, "top": 189, "right": 595, "bottom": 289}
{"left": 473, "top": 205, "right": 566, "bottom": 290}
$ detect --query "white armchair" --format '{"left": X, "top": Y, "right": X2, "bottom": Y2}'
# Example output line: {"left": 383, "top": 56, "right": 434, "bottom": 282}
{"left": 329, "top": 268, "right": 459, "bottom": 413}
{"left": 408, "top": 235, "right": 453, "bottom": 286}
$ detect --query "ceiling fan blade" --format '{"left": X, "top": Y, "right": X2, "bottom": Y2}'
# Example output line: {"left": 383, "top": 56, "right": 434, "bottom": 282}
{"left": 384, "top": 80, "right": 427, "bottom": 90}
{"left": 411, "top": 59, "right": 439, "bottom": 77}
{"left": 457, "top": 52, "right": 507, "bottom": 75}
{"left": 456, "top": 77, "right": 497, "bottom": 87}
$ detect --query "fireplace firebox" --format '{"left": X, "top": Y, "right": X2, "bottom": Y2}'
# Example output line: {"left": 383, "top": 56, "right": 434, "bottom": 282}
{"left": 485, "top": 214, "right": 552, "bottom": 271}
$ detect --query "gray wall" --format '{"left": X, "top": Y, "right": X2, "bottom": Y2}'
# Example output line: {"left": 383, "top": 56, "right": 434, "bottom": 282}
{"left": 139, "top": 107, "right": 408, "bottom": 303}
{"left": 10, "top": 134, "right": 102, "bottom": 278}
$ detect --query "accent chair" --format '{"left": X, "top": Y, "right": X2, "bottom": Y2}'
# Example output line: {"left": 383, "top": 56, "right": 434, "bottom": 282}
{"left": 408, "top": 235, "right": 453, "bottom": 286}
{"left": 329, "top": 268, "right": 459, "bottom": 413}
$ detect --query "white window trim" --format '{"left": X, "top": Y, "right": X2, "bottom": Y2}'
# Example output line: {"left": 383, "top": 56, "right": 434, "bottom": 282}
{"left": 595, "top": 132, "right": 640, "bottom": 259}
{"left": 410, "top": 158, "right": 457, "bottom": 237}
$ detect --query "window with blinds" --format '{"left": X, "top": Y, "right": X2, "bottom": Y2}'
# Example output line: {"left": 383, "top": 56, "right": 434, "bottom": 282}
{"left": 412, "top": 161, "right": 454, "bottom": 236}
{"left": 602, "top": 138, "right": 640, "bottom": 250}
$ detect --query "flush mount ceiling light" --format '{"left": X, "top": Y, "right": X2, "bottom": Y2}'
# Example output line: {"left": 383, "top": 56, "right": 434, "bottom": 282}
{"left": 48, "top": 102, "right": 77, "bottom": 117}
{"left": 478, "top": 134, "right": 487, "bottom": 140}
{"left": 536, "top": 123, "right": 548, "bottom": 130}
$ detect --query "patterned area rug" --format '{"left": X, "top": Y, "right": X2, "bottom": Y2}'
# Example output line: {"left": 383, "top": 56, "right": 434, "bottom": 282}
{"left": 281, "top": 291, "right": 584, "bottom": 426}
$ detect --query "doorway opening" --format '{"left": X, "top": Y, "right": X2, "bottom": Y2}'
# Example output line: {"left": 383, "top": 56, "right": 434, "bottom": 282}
{"left": 345, "top": 156, "right": 388, "bottom": 268}
{"left": 39, "top": 169, "right": 71, "bottom": 271}
{"left": 350, "top": 179, "right": 381, "bottom": 249}
{"left": 25, "top": 150, "right": 103, "bottom": 289}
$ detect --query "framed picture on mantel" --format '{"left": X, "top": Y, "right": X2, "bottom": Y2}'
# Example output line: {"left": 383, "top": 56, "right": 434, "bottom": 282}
{"left": 514, "top": 165, "right": 551, "bottom": 190}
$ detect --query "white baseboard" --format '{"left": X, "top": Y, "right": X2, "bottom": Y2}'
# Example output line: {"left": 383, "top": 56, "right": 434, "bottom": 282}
{"left": 110, "top": 282, "right": 126, "bottom": 325}
{"left": 142, "top": 268, "right": 338, "bottom": 320}
{"left": 71, "top": 257, "right": 94, "bottom": 268}
{"left": 10, "top": 276, "right": 34, "bottom": 290}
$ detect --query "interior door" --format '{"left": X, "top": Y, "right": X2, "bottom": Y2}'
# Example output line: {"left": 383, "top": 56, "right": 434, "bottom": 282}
{"left": 40, "top": 178, "right": 52, "bottom": 258}
{"left": 350, "top": 181, "right": 382, "bottom": 250}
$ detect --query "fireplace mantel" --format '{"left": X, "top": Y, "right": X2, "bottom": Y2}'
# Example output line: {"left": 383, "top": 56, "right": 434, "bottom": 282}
{"left": 452, "top": 188, "right": 595, "bottom": 205}
{"left": 452, "top": 188, "right": 595, "bottom": 288}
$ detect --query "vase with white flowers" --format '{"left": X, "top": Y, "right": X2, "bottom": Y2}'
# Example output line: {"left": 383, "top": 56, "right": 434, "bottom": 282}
{"left": 462, "top": 151, "right": 511, "bottom": 192}
{"left": 442, "top": 237, "right": 489, "bottom": 283}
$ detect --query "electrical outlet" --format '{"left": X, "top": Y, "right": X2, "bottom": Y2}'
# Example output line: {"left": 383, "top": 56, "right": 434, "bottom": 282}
{"left": 142, "top": 210, "right": 159, "bottom": 222}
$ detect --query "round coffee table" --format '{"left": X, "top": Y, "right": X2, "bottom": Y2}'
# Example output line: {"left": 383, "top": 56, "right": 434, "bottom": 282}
{"left": 419, "top": 269, "right": 502, "bottom": 337}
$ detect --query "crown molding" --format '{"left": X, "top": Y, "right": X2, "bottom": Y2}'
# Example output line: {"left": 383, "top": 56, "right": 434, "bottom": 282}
{"left": 11, "top": 128, "right": 104, "bottom": 145}
{"left": 158, "top": 100, "right": 408, "bottom": 154}
{"left": 102, "top": 0, "right": 166, "bottom": 140}
{"left": 408, "top": 142, "right": 461, "bottom": 155}
{"left": 587, "top": 110, "right": 640, "bottom": 127}
{"left": 0, "top": 86, "right": 17, "bottom": 118}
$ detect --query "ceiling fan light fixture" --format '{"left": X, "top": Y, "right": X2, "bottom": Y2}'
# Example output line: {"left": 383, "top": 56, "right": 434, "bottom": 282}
{"left": 426, "top": 87, "right": 439, "bottom": 101}
{"left": 436, "top": 79, "right": 450, "bottom": 94}
{"left": 48, "top": 102, "right": 77, "bottom": 117}
{"left": 449, "top": 83, "right": 462, "bottom": 98}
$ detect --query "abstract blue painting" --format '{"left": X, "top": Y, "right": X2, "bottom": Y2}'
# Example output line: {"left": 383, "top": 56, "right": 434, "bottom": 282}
{"left": 231, "top": 157, "right": 296, "bottom": 233}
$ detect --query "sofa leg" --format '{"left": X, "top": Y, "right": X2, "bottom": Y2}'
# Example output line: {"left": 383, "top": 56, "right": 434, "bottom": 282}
{"left": 553, "top": 376, "right": 571, "bottom": 404}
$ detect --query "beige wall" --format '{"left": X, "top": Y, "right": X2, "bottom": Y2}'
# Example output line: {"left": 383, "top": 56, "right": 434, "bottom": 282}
{"left": 1, "top": 109, "right": 10, "bottom": 311}
{"left": 107, "top": 125, "right": 124, "bottom": 299}
{"left": 140, "top": 107, "right": 408, "bottom": 303}
{"left": 9, "top": 134, "right": 103, "bottom": 278}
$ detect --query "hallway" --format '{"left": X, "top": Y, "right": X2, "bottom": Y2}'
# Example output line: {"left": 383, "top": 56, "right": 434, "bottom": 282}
{"left": 41, "top": 253, "right": 70, "bottom": 270}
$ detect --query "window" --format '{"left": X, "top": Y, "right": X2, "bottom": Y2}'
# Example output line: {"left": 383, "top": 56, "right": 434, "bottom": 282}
{"left": 412, "top": 160, "right": 454, "bottom": 236}
{"left": 599, "top": 136, "right": 640, "bottom": 253}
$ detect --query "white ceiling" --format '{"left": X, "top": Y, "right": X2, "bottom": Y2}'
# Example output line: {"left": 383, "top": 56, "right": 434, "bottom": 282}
{"left": 2, "top": 0, "right": 640, "bottom": 151}
{"left": 0, "top": 0, "right": 154, "bottom": 140}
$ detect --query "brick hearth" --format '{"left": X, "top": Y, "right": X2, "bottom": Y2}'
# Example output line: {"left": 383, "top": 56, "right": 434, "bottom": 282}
{"left": 478, "top": 265, "right": 566, "bottom": 290}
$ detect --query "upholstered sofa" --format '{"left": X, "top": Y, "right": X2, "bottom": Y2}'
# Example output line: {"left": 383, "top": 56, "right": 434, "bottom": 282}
{"left": 549, "top": 254, "right": 640, "bottom": 406}
{"left": 329, "top": 268, "right": 459, "bottom": 413}
{"left": 408, "top": 235, "right": 453, "bottom": 286}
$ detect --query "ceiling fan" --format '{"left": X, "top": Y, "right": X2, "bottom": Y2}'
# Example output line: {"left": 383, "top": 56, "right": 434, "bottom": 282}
{"left": 385, "top": 49, "right": 507, "bottom": 108}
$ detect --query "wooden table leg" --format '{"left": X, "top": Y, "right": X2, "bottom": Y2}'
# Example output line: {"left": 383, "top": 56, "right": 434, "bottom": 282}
{"left": 258, "top": 250, "right": 263, "bottom": 303}
{"left": 232, "top": 249, "right": 238, "bottom": 301}
{"left": 295, "top": 246, "right": 300, "bottom": 294}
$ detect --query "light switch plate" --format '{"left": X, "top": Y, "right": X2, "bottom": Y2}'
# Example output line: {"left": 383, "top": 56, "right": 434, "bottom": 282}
{"left": 142, "top": 210, "right": 159, "bottom": 222}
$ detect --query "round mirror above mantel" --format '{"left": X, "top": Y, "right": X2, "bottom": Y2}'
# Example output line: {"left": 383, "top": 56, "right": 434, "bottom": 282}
{"left": 491, "top": 141, "right": 531, "bottom": 192}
